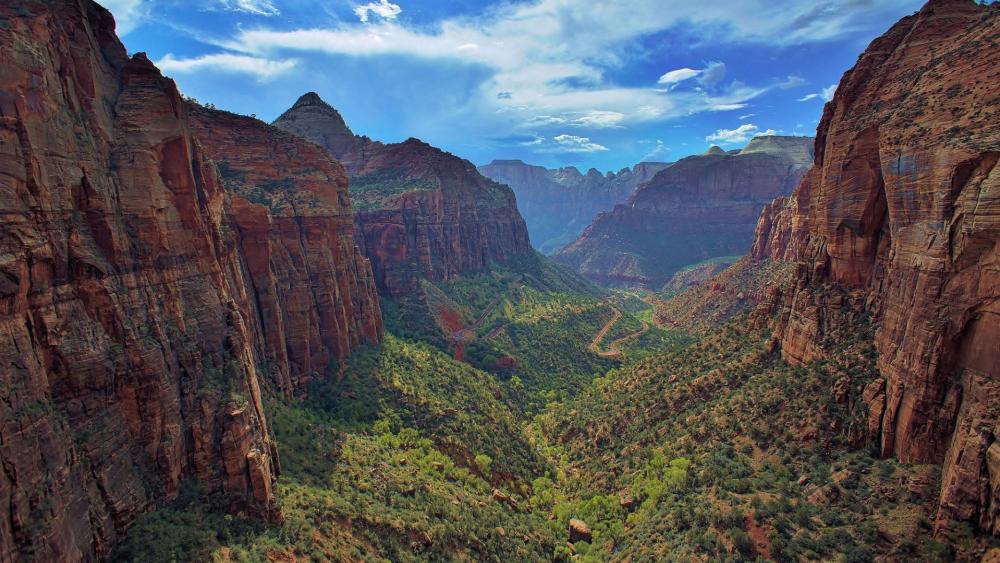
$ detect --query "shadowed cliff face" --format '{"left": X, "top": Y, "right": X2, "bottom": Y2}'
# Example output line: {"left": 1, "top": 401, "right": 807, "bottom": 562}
{"left": 187, "top": 105, "right": 383, "bottom": 396}
{"left": 273, "top": 94, "right": 533, "bottom": 296}
{"left": 477, "top": 160, "right": 672, "bottom": 254}
{"left": 751, "top": 0, "right": 1000, "bottom": 536}
{"left": 554, "top": 136, "right": 814, "bottom": 287}
{"left": 0, "top": 1, "right": 380, "bottom": 559}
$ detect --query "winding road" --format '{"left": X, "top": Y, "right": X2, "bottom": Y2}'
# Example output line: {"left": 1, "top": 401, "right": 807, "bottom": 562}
{"left": 588, "top": 304, "right": 650, "bottom": 359}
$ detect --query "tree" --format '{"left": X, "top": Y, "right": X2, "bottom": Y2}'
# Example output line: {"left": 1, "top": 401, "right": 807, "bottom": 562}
{"left": 475, "top": 454, "right": 493, "bottom": 476}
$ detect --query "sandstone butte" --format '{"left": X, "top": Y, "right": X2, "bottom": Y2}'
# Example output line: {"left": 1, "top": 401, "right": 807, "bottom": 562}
{"left": 751, "top": 0, "right": 999, "bottom": 537}
{"left": 554, "top": 135, "right": 814, "bottom": 288}
{"left": 273, "top": 93, "right": 533, "bottom": 296}
{"left": 477, "top": 159, "right": 672, "bottom": 254}
{"left": 0, "top": 1, "right": 381, "bottom": 560}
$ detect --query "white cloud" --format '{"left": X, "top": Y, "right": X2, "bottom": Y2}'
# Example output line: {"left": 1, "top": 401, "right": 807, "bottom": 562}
{"left": 642, "top": 140, "right": 671, "bottom": 161}
{"left": 521, "top": 135, "right": 545, "bottom": 147}
{"left": 738, "top": 113, "right": 755, "bottom": 120}
{"left": 710, "top": 103, "right": 747, "bottom": 111}
{"left": 354, "top": 0, "right": 402, "bottom": 23}
{"left": 541, "top": 134, "right": 609, "bottom": 153}
{"left": 658, "top": 68, "right": 701, "bottom": 85}
{"left": 657, "top": 62, "right": 725, "bottom": 89}
{"left": 100, "top": 0, "right": 147, "bottom": 35}
{"left": 797, "top": 83, "right": 838, "bottom": 102}
{"left": 156, "top": 53, "right": 297, "bottom": 81}
{"left": 779, "top": 76, "right": 807, "bottom": 89}
{"left": 523, "top": 110, "right": 625, "bottom": 129}
{"left": 202, "top": 0, "right": 913, "bottom": 134}
{"left": 705, "top": 123, "right": 777, "bottom": 144}
{"left": 221, "top": 0, "right": 280, "bottom": 16}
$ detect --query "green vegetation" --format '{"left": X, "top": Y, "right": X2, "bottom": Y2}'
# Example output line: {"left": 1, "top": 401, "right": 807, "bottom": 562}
{"left": 349, "top": 168, "right": 437, "bottom": 210}
{"left": 114, "top": 255, "right": 981, "bottom": 561}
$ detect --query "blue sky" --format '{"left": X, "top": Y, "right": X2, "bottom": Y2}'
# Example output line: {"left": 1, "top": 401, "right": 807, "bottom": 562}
{"left": 101, "top": 0, "right": 926, "bottom": 171}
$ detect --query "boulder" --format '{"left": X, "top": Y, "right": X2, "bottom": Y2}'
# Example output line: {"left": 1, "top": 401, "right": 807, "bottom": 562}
{"left": 569, "top": 519, "right": 592, "bottom": 543}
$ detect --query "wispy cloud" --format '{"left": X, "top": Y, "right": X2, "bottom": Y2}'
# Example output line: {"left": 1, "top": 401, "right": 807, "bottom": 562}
{"left": 527, "top": 134, "right": 609, "bottom": 153}
{"left": 705, "top": 123, "right": 776, "bottom": 144}
{"left": 657, "top": 61, "right": 726, "bottom": 89}
{"left": 796, "top": 83, "right": 838, "bottom": 102}
{"left": 156, "top": 53, "right": 297, "bottom": 81}
{"left": 642, "top": 139, "right": 671, "bottom": 161}
{"left": 354, "top": 0, "right": 402, "bottom": 23}
{"left": 221, "top": 0, "right": 280, "bottom": 16}
{"left": 208, "top": 0, "right": 914, "bottom": 133}
{"left": 523, "top": 110, "right": 626, "bottom": 129}
{"left": 658, "top": 68, "right": 701, "bottom": 86}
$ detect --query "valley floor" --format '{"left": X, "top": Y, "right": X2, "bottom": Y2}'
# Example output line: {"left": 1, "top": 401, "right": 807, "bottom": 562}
{"left": 114, "top": 257, "right": 998, "bottom": 562}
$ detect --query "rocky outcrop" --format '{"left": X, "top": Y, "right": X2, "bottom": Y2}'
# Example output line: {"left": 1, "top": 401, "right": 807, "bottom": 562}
{"left": 0, "top": 1, "right": 379, "bottom": 560}
{"left": 274, "top": 94, "right": 532, "bottom": 296}
{"left": 477, "top": 160, "right": 671, "bottom": 253}
{"left": 555, "top": 136, "right": 813, "bottom": 287}
{"left": 187, "top": 105, "right": 382, "bottom": 395}
{"left": 751, "top": 0, "right": 999, "bottom": 536}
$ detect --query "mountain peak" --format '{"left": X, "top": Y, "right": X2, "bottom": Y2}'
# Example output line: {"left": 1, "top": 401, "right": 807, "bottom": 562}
{"left": 293, "top": 91, "right": 329, "bottom": 108}
{"left": 703, "top": 145, "right": 726, "bottom": 156}
{"left": 273, "top": 92, "right": 357, "bottom": 158}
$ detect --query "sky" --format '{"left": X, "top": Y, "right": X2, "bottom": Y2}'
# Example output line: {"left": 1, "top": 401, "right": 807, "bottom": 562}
{"left": 100, "top": 0, "right": 927, "bottom": 172}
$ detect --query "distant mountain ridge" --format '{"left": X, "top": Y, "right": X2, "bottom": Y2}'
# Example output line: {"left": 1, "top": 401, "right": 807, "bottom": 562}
{"left": 478, "top": 159, "right": 671, "bottom": 253}
{"left": 554, "top": 135, "right": 814, "bottom": 287}
{"left": 274, "top": 93, "right": 532, "bottom": 296}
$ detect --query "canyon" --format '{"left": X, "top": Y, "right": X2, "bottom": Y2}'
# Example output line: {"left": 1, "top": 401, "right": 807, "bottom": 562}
{"left": 555, "top": 135, "right": 814, "bottom": 287}
{"left": 477, "top": 159, "right": 671, "bottom": 253}
{"left": 0, "top": 0, "right": 997, "bottom": 560}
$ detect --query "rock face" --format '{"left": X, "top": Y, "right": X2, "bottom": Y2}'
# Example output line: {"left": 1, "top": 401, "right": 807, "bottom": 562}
{"left": 274, "top": 94, "right": 533, "bottom": 296}
{"left": 555, "top": 136, "right": 813, "bottom": 287}
{"left": 187, "top": 105, "right": 382, "bottom": 394}
{"left": 0, "top": 1, "right": 380, "bottom": 559}
{"left": 477, "top": 159, "right": 671, "bottom": 253}
{"left": 751, "top": 0, "right": 999, "bottom": 536}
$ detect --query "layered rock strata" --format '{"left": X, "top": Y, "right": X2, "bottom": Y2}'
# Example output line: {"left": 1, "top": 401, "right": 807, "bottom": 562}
{"left": 751, "top": 0, "right": 999, "bottom": 535}
{"left": 274, "top": 94, "right": 533, "bottom": 296}
{"left": 555, "top": 136, "right": 813, "bottom": 287}
{"left": 0, "top": 1, "right": 380, "bottom": 559}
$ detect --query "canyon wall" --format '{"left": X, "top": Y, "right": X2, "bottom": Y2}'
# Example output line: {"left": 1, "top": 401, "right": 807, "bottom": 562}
{"left": 477, "top": 159, "right": 671, "bottom": 253}
{"left": 187, "top": 105, "right": 382, "bottom": 395}
{"left": 274, "top": 94, "right": 533, "bottom": 296}
{"left": 0, "top": 1, "right": 380, "bottom": 560}
{"left": 752, "top": 0, "right": 999, "bottom": 535}
{"left": 556, "top": 136, "right": 813, "bottom": 287}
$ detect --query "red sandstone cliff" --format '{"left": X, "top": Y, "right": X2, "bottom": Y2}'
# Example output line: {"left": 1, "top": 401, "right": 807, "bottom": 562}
{"left": 0, "top": 1, "right": 380, "bottom": 560}
{"left": 555, "top": 136, "right": 813, "bottom": 287}
{"left": 187, "top": 105, "right": 382, "bottom": 395}
{"left": 273, "top": 94, "right": 533, "bottom": 296}
{"left": 751, "top": 0, "right": 999, "bottom": 536}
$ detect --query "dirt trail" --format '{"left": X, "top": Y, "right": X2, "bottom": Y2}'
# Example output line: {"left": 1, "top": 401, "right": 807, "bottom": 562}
{"left": 589, "top": 303, "right": 651, "bottom": 359}
{"left": 448, "top": 282, "right": 522, "bottom": 359}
